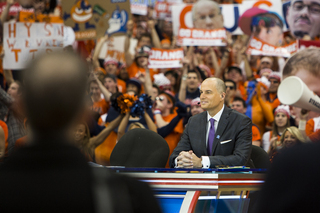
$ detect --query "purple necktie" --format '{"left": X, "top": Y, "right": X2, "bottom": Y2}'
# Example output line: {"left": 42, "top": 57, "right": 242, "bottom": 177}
{"left": 207, "top": 118, "right": 215, "bottom": 156}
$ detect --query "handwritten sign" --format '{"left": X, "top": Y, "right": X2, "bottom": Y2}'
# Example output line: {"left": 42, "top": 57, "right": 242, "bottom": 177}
{"left": 149, "top": 48, "right": 184, "bottom": 68}
{"left": 3, "top": 22, "right": 64, "bottom": 69}
{"left": 177, "top": 28, "right": 226, "bottom": 46}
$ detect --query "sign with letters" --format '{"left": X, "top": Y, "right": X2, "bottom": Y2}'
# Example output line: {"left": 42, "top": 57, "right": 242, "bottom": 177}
{"left": 3, "top": 22, "right": 64, "bottom": 69}
{"left": 177, "top": 28, "right": 226, "bottom": 46}
{"left": 148, "top": 48, "right": 184, "bottom": 68}
{"left": 247, "top": 36, "right": 294, "bottom": 57}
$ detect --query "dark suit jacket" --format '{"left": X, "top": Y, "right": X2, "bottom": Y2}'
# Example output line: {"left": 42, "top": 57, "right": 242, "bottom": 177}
{"left": 0, "top": 139, "right": 162, "bottom": 213}
{"left": 169, "top": 106, "right": 252, "bottom": 168}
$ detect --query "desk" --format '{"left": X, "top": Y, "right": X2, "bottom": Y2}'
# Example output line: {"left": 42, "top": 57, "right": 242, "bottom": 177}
{"left": 107, "top": 167, "right": 266, "bottom": 213}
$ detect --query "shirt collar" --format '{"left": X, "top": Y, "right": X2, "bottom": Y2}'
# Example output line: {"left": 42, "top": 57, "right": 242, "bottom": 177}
{"left": 207, "top": 105, "right": 225, "bottom": 123}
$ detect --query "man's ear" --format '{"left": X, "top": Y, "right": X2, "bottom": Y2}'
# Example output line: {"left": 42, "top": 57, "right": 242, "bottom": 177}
{"left": 220, "top": 92, "right": 226, "bottom": 99}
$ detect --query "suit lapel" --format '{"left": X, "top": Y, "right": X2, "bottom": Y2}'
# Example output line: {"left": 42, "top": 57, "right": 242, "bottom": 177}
{"left": 211, "top": 107, "right": 230, "bottom": 155}
{"left": 199, "top": 112, "right": 208, "bottom": 155}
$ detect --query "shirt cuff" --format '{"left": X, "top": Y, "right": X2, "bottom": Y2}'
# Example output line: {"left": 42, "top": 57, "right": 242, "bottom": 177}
{"left": 174, "top": 157, "right": 178, "bottom": 168}
{"left": 201, "top": 156, "right": 210, "bottom": 168}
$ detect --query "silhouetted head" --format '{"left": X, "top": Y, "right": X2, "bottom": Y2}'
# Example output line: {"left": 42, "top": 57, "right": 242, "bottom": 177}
{"left": 23, "top": 51, "right": 88, "bottom": 138}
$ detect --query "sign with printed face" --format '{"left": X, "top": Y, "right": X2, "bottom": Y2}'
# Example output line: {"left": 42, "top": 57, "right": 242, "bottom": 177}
{"left": 171, "top": 0, "right": 285, "bottom": 36}
{"left": 3, "top": 22, "right": 64, "bottom": 69}
{"left": 148, "top": 48, "right": 184, "bottom": 68}
{"left": 62, "top": 0, "right": 131, "bottom": 40}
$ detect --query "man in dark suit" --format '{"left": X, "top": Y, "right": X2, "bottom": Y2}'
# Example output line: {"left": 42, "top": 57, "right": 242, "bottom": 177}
{"left": 0, "top": 52, "right": 161, "bottom": 213}
{"left": 169, "top": 77, "right": 252, "bottom": 168}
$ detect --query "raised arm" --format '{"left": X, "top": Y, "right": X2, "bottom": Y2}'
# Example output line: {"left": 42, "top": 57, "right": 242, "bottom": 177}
{"left": 124, "top": 20, "right": 134, "bottom": 67}
{"left": 148, "top": 20, "right": 161, "bottom": 48}
{"left": 178, "top": 56, "right": 190, "bottom": 103}
{"left": 92, "top": 72, "right": 111, "bottom": 102}
{"left": 92, "top": 35, "right": 109, "bottom": 70}
{"left": 137, "top": 66, "right": 153, "bottom": 98}
{"left": 117, "top": 112, "right": 130, "bottom": 141}
{"left": 144, "top": 110, "right": 157, "bottom": 133}
{"left": 1, "top": 0, "right": 14, "bottom": 23}
{"left": 89, "top": 115, "right": 123, "bottom": 148}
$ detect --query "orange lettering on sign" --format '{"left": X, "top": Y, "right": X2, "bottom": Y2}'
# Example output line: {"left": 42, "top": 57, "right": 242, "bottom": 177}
{"left": 44, "top": 23, "right": 52, "bottom": 36}
{"left": 36, "top": 39, "right": 42, "bottom": 47}
{"left": 25, "top": 40, "right": 30, "bottom": 48}
{"left": 179, "top": 5, "right": 192, "bottom": 29}
{"left": 29, "top": 49, "right": 37, "bottom": 59}
{"left": 8, "top": 23, "right": 16, "bottom": 38}
{"left": 6, "top": 39, "right": 16, "bottom": 49}
{"left": 11, "top": 49, "right": 21, "bottom": 62}
{"left": 24, "top": 22, "right": 33, "bottom": 37}
{"left": 253, "top": 0, "right": 272, "bottom": 7}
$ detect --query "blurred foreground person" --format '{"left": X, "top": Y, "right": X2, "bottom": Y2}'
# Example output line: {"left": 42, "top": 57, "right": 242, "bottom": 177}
{"left": 0, "top": 52, "right": 161, "bottom": 213}
{"left": 257, "top": 126, "right": 316, "bottom": 213}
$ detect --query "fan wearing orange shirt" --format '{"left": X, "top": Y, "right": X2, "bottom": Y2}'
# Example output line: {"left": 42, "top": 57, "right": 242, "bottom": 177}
{"left": 89, "top": 80, "right": 109, "bottom": 116}
{"left": 226, "top": 66, "right": 246, "bottom": 100}
{"left": 154, "top": 91, "right": 184, "bottom": 167}
{"left": 267, "top": 72, "right": 281, "bottom": 111}
{"left": 126, "top": 45, "right": 157, "bottom": 81}
{"left": 103, "top": 58, "right": 127, "bottom": 93}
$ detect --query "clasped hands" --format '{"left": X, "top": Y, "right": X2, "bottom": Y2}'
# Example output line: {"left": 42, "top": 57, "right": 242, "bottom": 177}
{"left": 176, "top": 150, "right": 202, "bottom": 168}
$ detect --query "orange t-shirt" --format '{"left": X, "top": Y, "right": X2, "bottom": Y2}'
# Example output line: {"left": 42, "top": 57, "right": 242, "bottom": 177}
{"left": 305, "top": 118, "right": 320, "bottom": 142}
{"left": 252, "top": 125, "right": 261, "bottom": 142}
{"left": 127, "top": 62, "right": 158, "bottom": 81}
{"left": 95, "top": 123, "right": 118, "bottom": 166}
{"left": 156, "top": 112, "right": 184, "bottom": 168}
{"left": 268, "top": 93, "right": 280, "bottom": 111}
{"left": 91, "top": 99, "right": 109, "bottom": 115}
{"left": 238, "top": 82, "right": 247, "bottom": 100}
{"left": 117, "top": 79, "right": 126, "bottom": 93}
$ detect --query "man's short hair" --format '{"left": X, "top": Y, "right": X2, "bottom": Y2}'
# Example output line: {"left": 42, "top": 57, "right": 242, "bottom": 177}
{"left": 214, "top": 77, "right": 226, "bottom": 94}
{"left": 233, "top": 96, "right": 247, "bottom": 108}
{"left": 224, "top": 79, "right": 236, "bottom": 88}
{"left": 188, "top": 70, "right": 200, "bottom": 79}
{"left": 23, "top": 51, "right": 88, "bottom": 134}
{"left": 227, "top": 66, "right": 242, "bottom": 75}
{"left": 283, "top": 48, "right": 320, "bottom": 78}
{"left": 138, "top": 33, "right": 152, "bottom": 42}
{"left": 192, "top": 0, "right": 221, "bottom": 21}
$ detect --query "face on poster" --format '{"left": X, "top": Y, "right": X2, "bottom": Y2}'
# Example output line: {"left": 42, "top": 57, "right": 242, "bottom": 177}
{"left": 171, "top": 0, "right": 285, "bottom": 35}
{"left": 239, "top": 7, "right": 284, "bottom": 46}
{"left": 62, "top": 0, "right": 131, "bottom": 40}
{"left": 285, "top": 0, "right": 320, "bottom": 39}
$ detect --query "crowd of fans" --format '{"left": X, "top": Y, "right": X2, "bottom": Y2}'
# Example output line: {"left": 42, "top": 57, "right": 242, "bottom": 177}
{"left": 0, "top": 0, "right": 319, "bottom": 168}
